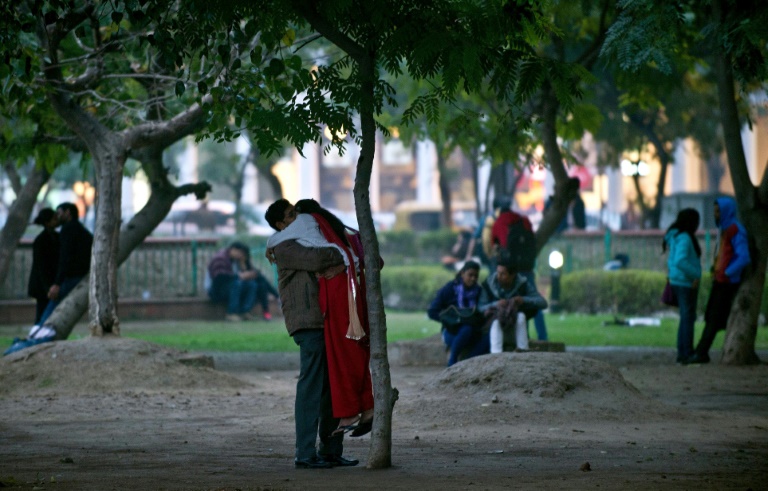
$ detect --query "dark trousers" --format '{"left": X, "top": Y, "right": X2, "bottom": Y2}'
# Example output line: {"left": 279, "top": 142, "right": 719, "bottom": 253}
{"left": 255, "top": 275, "right": 279, "bottom": 312}
{"left": 521, "top": 270, "right": 548, "bottom": 340}
{"left": 292, "top": 329, "right": 342, "bottom": 460}
{"left": 695, "top": 281, "right": 740, "bottom": 357}
{"left": 672, "top": 285, "right": 698, "bottom": 360}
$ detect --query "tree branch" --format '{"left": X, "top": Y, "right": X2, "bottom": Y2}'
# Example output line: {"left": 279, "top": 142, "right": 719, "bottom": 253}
{"left": 289, "top": 0, "right": 366, "bottom": 63}
{"left": 123, "top": 97, "right": 210, "bottom": 150}
{"left": 3, "top": 161, "right": 22, "bottom": 194}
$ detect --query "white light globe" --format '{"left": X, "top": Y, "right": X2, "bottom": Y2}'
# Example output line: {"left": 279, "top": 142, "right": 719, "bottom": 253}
{"left": 549, "top": 250, "right": 564, "bottom": 270}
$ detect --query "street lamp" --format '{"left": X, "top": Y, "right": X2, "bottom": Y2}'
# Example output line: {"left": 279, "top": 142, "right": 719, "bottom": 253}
{"left": 548, "top": 250, "right": 564, "bottom": 314}
{"left": 620, "top": 150, "right": 649, "bottom": 177}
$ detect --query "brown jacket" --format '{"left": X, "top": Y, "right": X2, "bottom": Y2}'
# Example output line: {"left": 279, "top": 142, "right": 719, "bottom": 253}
{"left": 272, "top": 239, "right": 344, "bottom": 336}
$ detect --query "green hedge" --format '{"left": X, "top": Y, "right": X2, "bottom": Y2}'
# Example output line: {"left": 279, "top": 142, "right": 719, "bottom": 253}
{"left": 560, "top": 270, "right": 667, "bottom": 315}
{"left": 380, "top": 265, "right": 455, "bottom": 311}
{"left": 561, "top": 270, "right": 723, "bottom": 316}
{"left": 377, "top": 229, "right": 456, "bottom": 264}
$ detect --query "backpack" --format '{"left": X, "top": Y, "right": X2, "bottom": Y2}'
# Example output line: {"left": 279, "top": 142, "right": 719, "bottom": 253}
{"left": 506, "top": 217, "right": 537, "bottom": 271}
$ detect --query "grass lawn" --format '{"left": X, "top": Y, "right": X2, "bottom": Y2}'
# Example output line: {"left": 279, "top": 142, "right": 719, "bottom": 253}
{"left": 2, "top": 312, "right": 767, "bottom": 353}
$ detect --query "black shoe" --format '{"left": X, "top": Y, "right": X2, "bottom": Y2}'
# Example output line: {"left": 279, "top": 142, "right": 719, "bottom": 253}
{"left": 350, "top": 419, "right": 373, "bottom": 437}
{"left": 686, "top": 353, "right": 710, "bottom": 364}
{"left": 294, "top": 456, "right": 333, "bottom": 469}
{"left": 320, "top": 455, "right": 359, "bottom": 467}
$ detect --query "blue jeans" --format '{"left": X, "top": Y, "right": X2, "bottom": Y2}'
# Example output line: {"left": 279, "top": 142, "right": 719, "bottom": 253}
{"left": 38, "top": 276, "right": 83, "bottom": 326}
{"left": 672, "top": 284, "right": 698, "bottom": 360}
{"left": 522, "top": 271, "right": 548, "bottom": 341}
{"left": 208, "top": 275, "right": 257, "bottom": 315}
{"left": 443, "top": 324, "right": 490, "bottom": 366}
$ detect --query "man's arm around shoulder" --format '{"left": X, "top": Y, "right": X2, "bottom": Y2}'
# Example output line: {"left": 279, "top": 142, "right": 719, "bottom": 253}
{"left": 273, "top": 239, "right": 344, "bottom": 271}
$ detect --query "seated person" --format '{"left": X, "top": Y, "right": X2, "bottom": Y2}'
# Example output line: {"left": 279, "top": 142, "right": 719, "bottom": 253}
{"left": 603, "top": 253, "right": 630, "bottom": 271}
{"left": 478, "top": 253, "right": 548, "bottom": 352}
{"left": 254, "top": 271, "right": 279, "bottom": 320}
{"left": 427, "top": 260, "right": 489, "bottom": 366}
{"left": 206, "top": 242, "right": 258, "bottom": 321}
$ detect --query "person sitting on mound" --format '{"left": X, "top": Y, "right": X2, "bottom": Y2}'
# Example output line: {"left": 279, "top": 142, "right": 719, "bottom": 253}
{"left": 478, "top": 252, "right": 548, "bottom": 353}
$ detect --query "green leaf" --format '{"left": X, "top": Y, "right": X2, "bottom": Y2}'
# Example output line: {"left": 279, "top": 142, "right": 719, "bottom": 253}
{"left": 175, "top": 81, "right": 185, "bottom": 97}
{"left": 111, "top": 12, "right": 124, "bottom": 25}
{"left": 197, "top": 81, "right": 208, "bottom": 94}
{"left": 266, "top": 58, "right": 285, "bottom": 77}
{"left": 282, "top": 29, "right": 296, "bottom": 47}
{"left": 250, "top": 46, "right": 262, "bottom": 65}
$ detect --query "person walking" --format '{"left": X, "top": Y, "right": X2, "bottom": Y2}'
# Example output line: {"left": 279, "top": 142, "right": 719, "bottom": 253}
{"left": 38, "top": 202, "right": 93, "bottom": 326}
{"left": 27, "top": 208, "right": 60, "bottom": 325}
{"left": 662, "top": 208, "right": 702, "bottom": 364}
{"left": 264, "top": 199, "right": 359, "bottom": 469}
{"left": 688, "top": 197, "right": 751, "bottom": 364}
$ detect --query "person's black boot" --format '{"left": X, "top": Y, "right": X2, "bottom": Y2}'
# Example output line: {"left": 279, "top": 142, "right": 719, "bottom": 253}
{"left": 686, "top": 352, "right": 710, "bottom": 364}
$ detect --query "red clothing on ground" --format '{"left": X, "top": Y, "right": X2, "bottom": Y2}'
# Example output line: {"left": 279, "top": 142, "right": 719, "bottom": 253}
{"left": 314, "top": 214, "right": 374, "bottom": 418}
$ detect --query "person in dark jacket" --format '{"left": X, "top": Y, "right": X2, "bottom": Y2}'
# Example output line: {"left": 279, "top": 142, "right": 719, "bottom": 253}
{"left": 38, "top": 202, "right": 93, "bottom": 326}
{"left": 27, "top": 208, "right": 60, "bottom": 324}
{"left": 206, "top": 242, "right": 259, "bottom": 322}
{"left": 478, "top": 253, "right": 548, "bottom": 353}
{"left": 427, "top": 260, "right": 489, "bottom": 366}
{"left": 688, "top": 197, "right": 751, "bottom": 364}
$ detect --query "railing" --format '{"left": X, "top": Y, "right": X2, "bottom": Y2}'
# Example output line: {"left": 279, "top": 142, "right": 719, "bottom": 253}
{"left": 0, "top": 238, "right": 276, "bottom": 301}
{"left": 533, "top": 229, "right": 717, "bottom": 277}
{"left": 0, "top": 230, "right": 716, "bottom": 300}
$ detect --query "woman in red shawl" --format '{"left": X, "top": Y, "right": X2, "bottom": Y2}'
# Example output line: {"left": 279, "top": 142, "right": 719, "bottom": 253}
{"left": 294, "top": 199, "right": 374, "bottom": 437}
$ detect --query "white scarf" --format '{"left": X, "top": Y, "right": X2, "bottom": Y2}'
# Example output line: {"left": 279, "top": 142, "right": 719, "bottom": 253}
{"left": 267, "top": 213, "right": 356, "bottom": 268}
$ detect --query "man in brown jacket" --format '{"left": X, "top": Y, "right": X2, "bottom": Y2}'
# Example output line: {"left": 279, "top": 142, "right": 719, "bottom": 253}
{"left": 265, "top": 199, "right": 356, "bottom": 469}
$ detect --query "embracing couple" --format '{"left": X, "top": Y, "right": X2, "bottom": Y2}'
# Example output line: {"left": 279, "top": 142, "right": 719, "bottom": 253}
{"left": 265, "top": 199, "right": 375, "bottom": 469}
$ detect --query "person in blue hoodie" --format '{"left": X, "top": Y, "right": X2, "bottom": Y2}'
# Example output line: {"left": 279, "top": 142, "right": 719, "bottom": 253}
{"left": 688, "top": 197, "right": 751, "bottom": 364}
{"left": 662, "top": 208, "right": 702, "bottom": 363}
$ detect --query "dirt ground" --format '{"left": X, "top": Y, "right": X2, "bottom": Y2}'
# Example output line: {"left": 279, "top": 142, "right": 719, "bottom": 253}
{"left": 1, "top": 336, "right": 767, "bottom": 491}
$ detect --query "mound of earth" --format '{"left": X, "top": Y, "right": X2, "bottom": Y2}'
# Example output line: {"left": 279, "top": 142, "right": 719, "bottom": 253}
{"left": 0, "top": 337, "right": 251, "bottom": 396}
{"left": 397, "top": 352, "right": 685, "bottom": 424}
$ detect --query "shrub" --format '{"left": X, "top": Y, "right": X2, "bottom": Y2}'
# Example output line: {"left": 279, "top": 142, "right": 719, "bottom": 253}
{"left": 560, "top": 269, "right": 671, "bottom": 315}
{"left": 380, "top": 265, "right": 455, "bottom": 311}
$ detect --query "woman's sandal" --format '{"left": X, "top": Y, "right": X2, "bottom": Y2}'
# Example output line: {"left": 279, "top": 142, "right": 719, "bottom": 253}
{"left": 331, "top": 416, "right": 361, "bottom": 436}
{"left": 350, "top": 418, "right": 372, "bottom": 437}
{"left": 331, "top": 424, "right": 359, "bottom": 436}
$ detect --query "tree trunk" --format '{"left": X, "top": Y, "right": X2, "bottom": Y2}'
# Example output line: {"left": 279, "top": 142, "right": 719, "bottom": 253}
{"left": 356, "top": 52, "right": 395, "bottom": 470}
{"left": 249, "top": 142, "right": 283, "bottom": 200}
{"left": 628, "top": 113, "right": 670, "bottom": 229}
{"left": 88, "top": 138, "right": 127, "bottom": 336}
{"left": 711, "top": 35, "right": 767, "bottom": 365}
{"left": 0, "top": 165, "right": 50, "bottom": 287}
{"left": 536, "top": 89, "right": 578, "bottom": 253}
{"left": 45, "top": 152, "right": 211, "bottom": 340}
{"left": 722, "top": 212, "right": 767, "bottom": 365}
{"left": 436, "top": 151, "right": 453, "bottom": 229}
